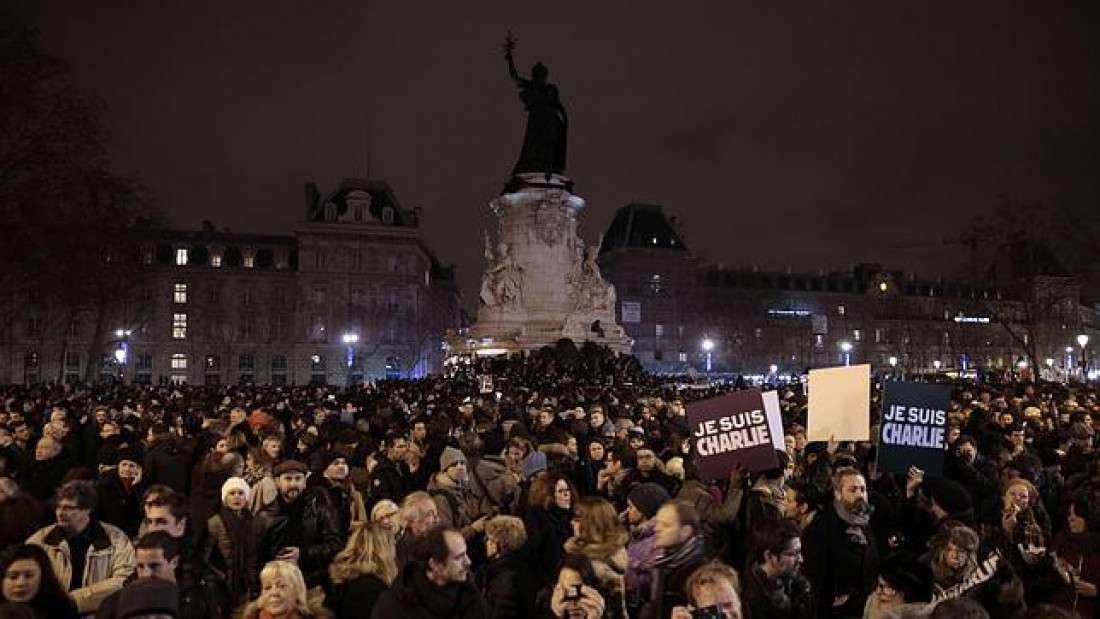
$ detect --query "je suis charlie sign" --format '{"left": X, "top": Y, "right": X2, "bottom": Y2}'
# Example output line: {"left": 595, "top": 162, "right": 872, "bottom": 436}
{"left": 875, "top": 381, "right": 951, "bottom": 476}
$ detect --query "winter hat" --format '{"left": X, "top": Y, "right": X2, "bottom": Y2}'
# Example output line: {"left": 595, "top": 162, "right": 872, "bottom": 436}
{"left": 924, "top": 477, "right": 972, "bottom": 517}
{"left": 272, "top": 459, "right": 309, "bottom": 477}
{"left": 878, "top": 553, "right": 934, "bottom": 603}
{"left": 221, "top": 477, "right": 251, "bottom": 504}
{"left": 314, "top": 449, "right": 347, "bottom": 474}
{"left": 116, "top": 578, "right": 179, "bottom": 618}
{"left": 522, "top": 451, "right": 547, "bottom": 480}
{"left": 440, "top": 447, "right": 467, "bottom": 472}
{"left": 628, "top": 483, "right": 671, "bottom": 519}
{"left": 116, "top": 444, "right": 144, "bottom": 466}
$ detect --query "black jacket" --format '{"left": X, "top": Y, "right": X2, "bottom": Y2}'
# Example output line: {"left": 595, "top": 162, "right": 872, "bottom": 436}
{"left": 371, "top": 562, "right": 486, "bottom": 619}
{"left": 143, "top": 436, "right": 194, "bottom": 495}
{"left": 366, "top": 455, "right": 410, "bottom": 509}
{"left": 801, "top": 503, "right": 879, "bottom": 618}
{"left": 522, "top": 506, "right": 572, "bottom": 589}
{"left": 741, "top": 564, "right": 816, "bottom": 619}
{"left": 252, "top": 489, "right": 343, "bottom": 589}
{"left": 328, "top": 573, "right": 388, "bottom": 619}
{"left": 478, "top": 552, "right": 536, "bottom": 619}
{"left": 95, "top": 470, "right": 150, "bottom": 538}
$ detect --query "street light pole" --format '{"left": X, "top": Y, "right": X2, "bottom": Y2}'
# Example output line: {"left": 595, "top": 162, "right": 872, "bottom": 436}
{"left": 1078, "top": 334, "right": 1090, "bottom": 379}
{"left": 702, "top": 337, "right": 715, "bottom": 374}
{"left": 840, "top": 341, "right": 852, "bottom": 367}
{"left": 343, "top": 332, "right": 359, "bottom": 385}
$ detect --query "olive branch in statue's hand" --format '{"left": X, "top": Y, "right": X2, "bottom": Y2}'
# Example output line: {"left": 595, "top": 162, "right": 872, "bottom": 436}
{"left": 502, "top": 31, "right": 517, "bottom": 56}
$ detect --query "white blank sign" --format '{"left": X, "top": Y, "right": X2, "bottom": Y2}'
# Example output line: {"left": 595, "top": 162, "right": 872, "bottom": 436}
{"left": 807, "top": 364, "right": 871, "bottom": 441}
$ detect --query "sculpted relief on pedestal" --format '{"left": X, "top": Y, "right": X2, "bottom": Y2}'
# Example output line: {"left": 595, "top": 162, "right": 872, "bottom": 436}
{"left": 573, "top": 245, "right": 616, "bottom": 314}
{"left": 479, "top": 232, "right": 525, "bottom": 309}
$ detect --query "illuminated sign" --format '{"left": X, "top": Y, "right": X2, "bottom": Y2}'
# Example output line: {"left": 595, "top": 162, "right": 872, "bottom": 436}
{"left": 767, "top": 309, "right": 812, "bottom": 317}
{"left": 952, "top": 315, "right": 990, "bottom": 324}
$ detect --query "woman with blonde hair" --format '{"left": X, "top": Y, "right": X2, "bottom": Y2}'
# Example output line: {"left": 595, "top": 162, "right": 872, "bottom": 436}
{"left": 327, "top": 522, "right": 398, "bottom": 618}
{"left": 370, "top": 499, "right": 402, "bottom": 535}
{"left": 563, "top": 496, "right": 628, "bottom": 618}
{"left": 927, "top": 524, "right": 980, "bottom": 597}
{"left": 245, "top": 560, "right": 332, "bottom": 619}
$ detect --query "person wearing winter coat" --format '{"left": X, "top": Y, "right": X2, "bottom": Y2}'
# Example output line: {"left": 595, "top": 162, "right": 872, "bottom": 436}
{"left": 563, "top": 497, "right": 629, "bottom": 619}
{"left": 522, "top": 473, "right": 575, "bottom": 589}
{"left": 624, "top": 483, "right": 669, "bottom": 616}
{"left": 327, "top": 522, "right": 398, "bottom": 619}
{"left": 479, "top": 515, "right": 535, "bottom": 619}
{"left": 204, "top": 477, "right": 256, "bottom": 613}
{"left": 26, "top": 481, "right": 136, "bottom": 615}
{"left": 94, "top": 445, "right": 149, "bottom": 538}
{"left": 371, "top": 526, "right": 487, "bottom": 619}
{"left": 427, "top": 447, "right": 495, "bottom": 539}
{"left": 741, "top": 519, "right": 815, "bottom": 619}
{"left": 142, "top": 425, "right": 194, "bottom": 495}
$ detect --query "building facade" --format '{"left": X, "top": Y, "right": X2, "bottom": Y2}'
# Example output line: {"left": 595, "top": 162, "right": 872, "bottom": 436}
{"left": 1, "top": 179, "right": 465, "bottom": 385}
{"left": 599, "top": 204, "right": 1100, "bottom": 378}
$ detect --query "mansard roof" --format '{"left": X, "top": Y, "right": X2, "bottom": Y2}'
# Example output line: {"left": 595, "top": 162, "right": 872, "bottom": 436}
{"left": 304, "top": 178, "right": 420, "bottom": 227}
{"left": 599, "top": 203, "right": 687, "bottom": 254}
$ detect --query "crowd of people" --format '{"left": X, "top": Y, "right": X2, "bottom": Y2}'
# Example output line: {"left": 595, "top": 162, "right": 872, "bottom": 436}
{"left": 0, "top": 342, "right": 1099, "bottom": 619}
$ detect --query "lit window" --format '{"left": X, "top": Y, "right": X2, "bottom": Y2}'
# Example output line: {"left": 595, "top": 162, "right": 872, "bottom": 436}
{"left": 837, "top": 305, "right": 846, "bottom": 316}
{"left": 172, "top": 313, "right": 187, "bottom": 339}
{"left": 814, "top": 334, "right": 824, "bottom": 348}
{"left": 678, "top": 352, "right": 688, "bottom": 362}
{"left": 878, "top": 281, "right": 888, "bottom": 293}
{"left": 853, "top": 329, "right": 861, "bottom": 341}
{"left": 173, "top": 283, "right": 187, "bottom": 304}
{"left": 175, "top": 248, "right": 189, "bottom": 266}
{"left": 141, "top": 248, "right": 154, "bottom": 265}
{"left": 210, "top": 252, "right": 222, "bottom": 267}
{"left": 655, "top": 324, "right": 664, "bottom": 337}
{"left": 171, "top": 354, "right": 188, "bottom": 370}
{"left": 875, "top": 329, "right": 883, "bottom": 343}
{"left": 244, "top": 250, "right": 255, "bottom": 268}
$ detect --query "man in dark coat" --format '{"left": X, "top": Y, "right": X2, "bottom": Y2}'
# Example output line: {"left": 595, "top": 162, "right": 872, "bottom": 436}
{"left": 648, "top": 501, "right": 708, "bottom": 619}
{"left": 252, "top": 459, "right": 343, "bottom": 591}
{"left": 95, "top": 444, "right": 150, "bottom": 538}
{"left": 142, "top": 424, "right": 194, "bottom": 495}
{"left": 141, "top": 492, "right": 227, "bottom": 619}
{"left": 366, "top": 430, "right": 411, "bottom": 510}
{"left": 372, "top": 526, "right": 486, "bottom": 619}
{"left": 742, "top": 518, "right": 815, "bottom": 619}
{"left": 801, "top": 467, "right": 879, "bottom": 618}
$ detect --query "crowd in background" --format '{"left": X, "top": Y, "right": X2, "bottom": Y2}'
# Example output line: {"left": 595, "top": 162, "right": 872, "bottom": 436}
{"left": 0, "top": 342, "right": 1099, "bottom": 619}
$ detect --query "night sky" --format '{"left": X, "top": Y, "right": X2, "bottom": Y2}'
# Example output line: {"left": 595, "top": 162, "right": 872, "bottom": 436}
{"left": 12, "top": 1, "right": 1099, "bottom": 308}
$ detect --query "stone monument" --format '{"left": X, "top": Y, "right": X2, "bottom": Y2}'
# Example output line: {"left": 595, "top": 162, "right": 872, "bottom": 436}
{"left": 453, "top": 34, "right": 630, "bottom": 356}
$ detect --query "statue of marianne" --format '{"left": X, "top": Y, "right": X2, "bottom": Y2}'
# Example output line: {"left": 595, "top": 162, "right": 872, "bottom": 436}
{"left": 504, "top": 32, "right": 568, "bottom": 176}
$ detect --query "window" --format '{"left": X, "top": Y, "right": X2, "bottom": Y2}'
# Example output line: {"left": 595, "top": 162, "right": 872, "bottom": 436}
{"left": 64, "top": 353, "right": 80, "bottom": 383}
{"left": 274, "top": 314, "right": 286, "bottom": 341}
{"left": 175, "top": 248, "right": 189, "bottom": 266}
{"left": 853, "top": 329, "right": 861, "bottom": 341}
{"left": 171, "top": 354, "right": 188, "bottom": 370}
{"left": 136, "top": 354, "right": 153, "bottom": 370}
{"left": 238, "top": 355, "right": 254, "bottom": 372}
{"left": 655, "top": 324, "right": 665, "bottom": 337}
{"left": 210, "top": 252, "right": 223, "bottom": 268}
{"left": 313, "top": 287, "right": 326, "bottom": 305}
{"left": 315, "top": 252, "right": 326, "bottom": 270}
{"left": 678, "top": 352, "right": 688, "bottom": 362}
{"left": 837, "top": 305, "right": 846, "bottom": 316}
{"left": 312, "top": 315, "right": 326, "bottom": 341}
{"left": 755, "top": 327, "right": 763, "bottom": 339}
{"left": 173, "top": 283, "right": 188, "bottom": 304}
{"left": 243, "top": 249, "right": 255, "bottom": 268}
{"left": 241, "top": 313, "right": 254, "bottom": 340}
{"left": 141, "top": 247, "right": 154, "bottom": 266}
{"left": 69, "top": 320, "right": 79, "bottom": 337}
{"left": 172, "top": 313, "right": 187, "bottom": 339}
{"left": 310, "top": 355, "right": 327, "bottom": 385}
{"left": 205, "top": 355, "right": 220, "bottom": 370}
{"left": 814, "top": 334, "right": 824, "bottom": 349}
{"left": 24, "top": 352, "right": 39, "bottom": 384}
{"left": 270, "top": 355, "right": 287, "bottom": 385}
{"left": 649, "top": 274, "right": 662, "bottom": 295}
{"left": 28, "top": 317, "right": 41, "bottom": 337}
{"left": 142, "top": 286, "right": 152, "bottom": 302}
{"left": 875, "top": 328, "right": 883, "bottom": 344}
{"left": 208, "top": 284, "right": 219, "bottom": 303}
{"left": 388, "top": 254, "right": 400, "bottom": 274}
{"left": 243, "top": 286, "right": 253, "bottom": 306}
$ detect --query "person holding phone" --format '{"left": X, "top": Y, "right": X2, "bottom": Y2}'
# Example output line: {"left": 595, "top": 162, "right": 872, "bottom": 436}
{"left": 669, "top": 561, "right": 743, "bottom": 619}
{"left": 549, "top": 554, "right": 611, "bottom": 619}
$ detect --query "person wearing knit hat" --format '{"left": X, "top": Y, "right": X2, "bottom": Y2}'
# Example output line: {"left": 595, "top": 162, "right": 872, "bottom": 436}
{"left": 522, "top": 451, "right": 547, "bottom": 480}
{"left": 95, "top": 442, "right": 151, "bottom": 538}
{"left": 923, "top": 477, "right": 973, "bottom": 524}
{"left": 439, "top": 446, "right": 467, "bottom": 473}
{"left": 627, "top": 482, "right": 671, "bottom": 521}
{"left": 864, "top": 553, "right": 934, "bottom": 616}
{"left": 115, "top": 577, "right": 179, "bottom": 618}
{"left": 221, "top": 476, "right": 251, "bottom": 506}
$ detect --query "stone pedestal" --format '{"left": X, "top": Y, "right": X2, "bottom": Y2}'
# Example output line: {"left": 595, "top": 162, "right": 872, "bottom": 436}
{"left": 453, "top": 174, "right": 630, "bottom": 356}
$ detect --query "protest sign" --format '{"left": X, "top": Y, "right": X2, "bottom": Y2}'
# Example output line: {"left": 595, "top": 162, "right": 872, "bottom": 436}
{"left": 876, "top": 381, "right": 950, "bottom": 476}
{"left": 807, "top": 364, "right": 871, "bottom": 441}
{"left": 762, "top": 390, "right": 786, "bottom": 451}
{"left": 688, "top": 389, "right": 779, "bottom": 479}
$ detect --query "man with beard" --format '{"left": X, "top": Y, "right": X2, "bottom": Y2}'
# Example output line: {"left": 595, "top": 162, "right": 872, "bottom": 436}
{"left": 801, "top": 467, "right": 879, "bottom": 618}
{"left": 371, "top": 526, "right": 486, "bottom": 618}
{"left": 252, "top": 459, "right": 343, "bottom": 593}
{"left": 741, "top": 518, "right": 815, "bottom": 619}
{"left": 427, "top": 447, "right": 493, "bottom": 540}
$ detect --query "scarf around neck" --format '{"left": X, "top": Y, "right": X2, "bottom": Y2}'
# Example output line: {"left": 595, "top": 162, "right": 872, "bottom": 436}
{"left": 655, "top": 535, "right": 704, "bottom": 571}
{"left": 834, "top": 498, "right": 872, "bottom": 545}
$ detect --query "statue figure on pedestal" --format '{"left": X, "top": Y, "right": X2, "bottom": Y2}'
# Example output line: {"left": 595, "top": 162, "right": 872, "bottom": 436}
{"left": 574, "top": 245, "right": 616, "bottom": 313}
{"left": 503, "top": 32, "right": 568, "bottom": 176}
{"left": 480, "top": 232, "right": 524, "bottom": 308}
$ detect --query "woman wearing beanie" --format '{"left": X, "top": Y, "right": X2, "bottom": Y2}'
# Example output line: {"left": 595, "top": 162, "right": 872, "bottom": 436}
{"left": 624, "top": 482, "right": 669, "bottom": 617}
{"left": 862, "top": 553, "right": 934, "bottom": 618}
{"left": 204, "top": 476, "right": 256, "bottom": 615}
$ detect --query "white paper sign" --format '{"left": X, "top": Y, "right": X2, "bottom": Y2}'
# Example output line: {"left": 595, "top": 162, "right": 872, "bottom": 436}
{"left": 807, "top": 364, "right": 871, "bottom": 441}
{"left": 762, "top": 390, "right": 787, "bottom": 451}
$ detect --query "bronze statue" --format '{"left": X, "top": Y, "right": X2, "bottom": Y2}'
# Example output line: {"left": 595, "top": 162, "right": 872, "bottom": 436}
{"left": 504, "top": 32, "right": 568, "bottom": 176}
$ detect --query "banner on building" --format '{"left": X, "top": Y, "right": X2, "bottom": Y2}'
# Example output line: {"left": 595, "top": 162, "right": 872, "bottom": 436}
{"left": 687, "top": 389, "right": 779, "bottom": 479}
{"left": 621, "top": 301, "right": 641, "bottom": 323}
{"left": 807, "top": 364, "right": 871, "bottom": 441}
{"left": 876, "top": 381, "right": 950, "bottom": 476}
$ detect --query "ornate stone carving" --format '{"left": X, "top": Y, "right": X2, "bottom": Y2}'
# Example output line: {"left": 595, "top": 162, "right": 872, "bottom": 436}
{"left": 479, "top": 232, "right": 524, "bottom": 308}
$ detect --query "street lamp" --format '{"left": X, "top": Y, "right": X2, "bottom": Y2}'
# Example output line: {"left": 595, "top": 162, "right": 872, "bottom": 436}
{"left": 114, "top": 328, "right": 132, "bottom": 383}
{"left": 769, "top": 363, "right": 778, "bottom": 374}
{"left": 342, "top": 332, "right": 359, "bottom": 376}
{"left": 933, "top": 359, "right": 942, "bottom": 371}
{"left": 888, "top": 356, "right": 898, "bottom": 368}
{"left": 701, "top": 337, "right": 715, "bottom": 373}
{"left": 840, "top": 341, "right": 852, "bottom": 367}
